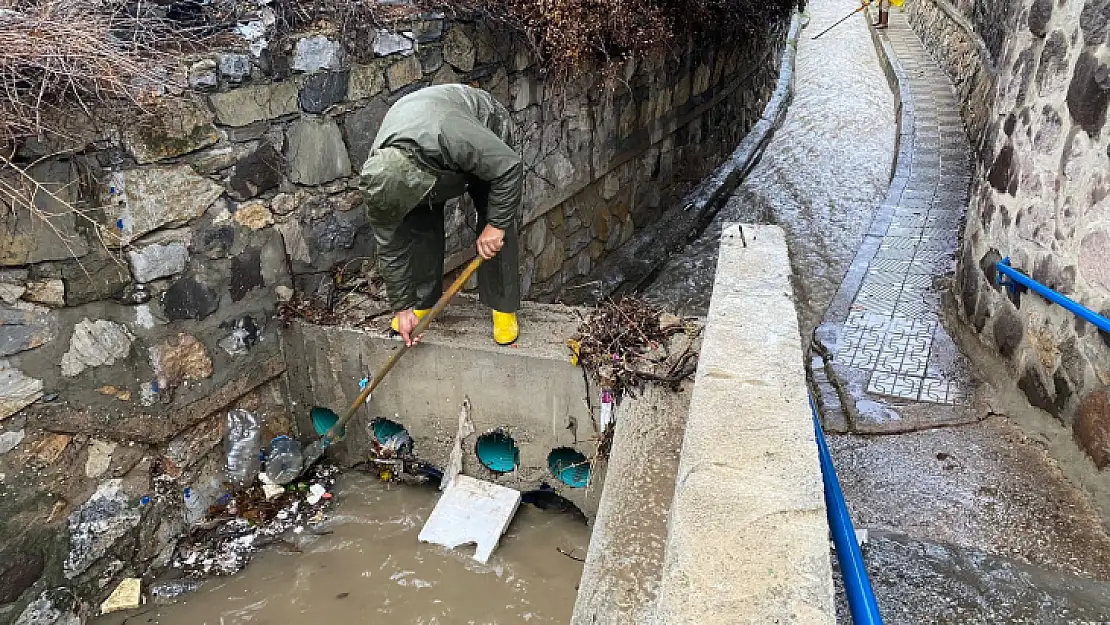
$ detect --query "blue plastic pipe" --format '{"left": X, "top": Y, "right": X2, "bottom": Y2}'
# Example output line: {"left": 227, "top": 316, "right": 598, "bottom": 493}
{"left": 996, "top": 258, "right": 1110, "bottom": 333}
{"left": 810, "top": 396, "right": 884, "bottom": 625}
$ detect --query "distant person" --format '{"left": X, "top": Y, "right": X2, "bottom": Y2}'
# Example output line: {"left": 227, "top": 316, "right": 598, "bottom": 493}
{"left": 873, "top": 0, "right": 904, "bottom": 29}
{"left": 359, "top": 84, "right": 522, "bottom": 347}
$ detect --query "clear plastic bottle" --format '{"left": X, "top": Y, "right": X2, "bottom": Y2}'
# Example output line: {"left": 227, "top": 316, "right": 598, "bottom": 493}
{"left": 266, "top": 436, "right": 304, "bottom": 485}
{"left": 183, "top": 486, "right": 208, "bottom": 525}
{"left": 224, "top": 409, "right": 262, "bottom": 488}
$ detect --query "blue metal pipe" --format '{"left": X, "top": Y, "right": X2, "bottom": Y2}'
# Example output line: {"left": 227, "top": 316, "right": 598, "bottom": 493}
{"left": 996, "top": 258, "right": 1110, "bottom": 333}
{"left": 810, "top": 397, "right": 884, "bottom": 625}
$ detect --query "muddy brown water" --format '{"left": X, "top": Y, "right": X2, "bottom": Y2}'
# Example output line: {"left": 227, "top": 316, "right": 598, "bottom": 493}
{"left": 96, "top": 473, "right": 589, "bottom": 625}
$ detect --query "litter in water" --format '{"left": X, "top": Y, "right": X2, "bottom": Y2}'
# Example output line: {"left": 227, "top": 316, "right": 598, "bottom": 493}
{"left": 419, "top": 475, "right": 521, "bottom": 564}
{"left": 265, "top": 435, "right": 304, "bottom": 485}
{"left": 170, "top": 462, "right": 337, "bottom": 579}
{"left": 225, "top": 409, "right": 262, "bottom": 488}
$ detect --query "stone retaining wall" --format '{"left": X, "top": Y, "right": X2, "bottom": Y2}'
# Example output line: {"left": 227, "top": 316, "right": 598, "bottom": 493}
{"left": 906, "top": 0, "right": 1110, "bottom": 463}
{"left": 904, "top": 0, "right": 997, "bottom": 141}
{"left": 0, "top": 9, "right": 790, "bottom": 623}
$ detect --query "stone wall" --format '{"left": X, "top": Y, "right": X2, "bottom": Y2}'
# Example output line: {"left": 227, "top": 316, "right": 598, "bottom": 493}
{"left": 907, "top": 0, "right": 1110, "bottom": 463}
{"left": 905, "top": 0, "right": 998, "bottom": 141}
{"left": 0, "top": 9, "right": 789, "bottom": 623}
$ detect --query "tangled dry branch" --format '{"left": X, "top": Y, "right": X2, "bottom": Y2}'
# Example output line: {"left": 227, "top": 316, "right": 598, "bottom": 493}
{"left": 0, "top": 0, "right": 794, "bottom": 145}
{"left": 269, "top": 0, "right": 418, "bottom": 63}
{"left": 436, "top": 0, "right": 796, "bottom": 74}
{"left": 571, "top": 297, "right": 698, "bottom": 396}
{"left": 0, "top": 1, "right": 209, "bottom": 145}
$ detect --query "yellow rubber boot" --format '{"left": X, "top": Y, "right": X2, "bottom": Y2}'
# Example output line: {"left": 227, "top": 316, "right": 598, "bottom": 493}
{"left": 391, "top": 308, "right": 431, "bottom": 333}
{"left": 492, "top": 310, "right": 519, "bottom": 345}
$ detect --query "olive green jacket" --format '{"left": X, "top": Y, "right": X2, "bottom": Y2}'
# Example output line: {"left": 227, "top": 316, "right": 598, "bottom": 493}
{"left": 360, "top": 84, "right": 522, "bottom": 311}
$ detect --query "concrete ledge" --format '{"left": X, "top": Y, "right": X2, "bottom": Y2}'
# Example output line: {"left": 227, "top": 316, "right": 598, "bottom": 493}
{"left": 279, "top": 297, "right": 603, "bottom": 516}
{"left": 571, "top": 384, "right": 692, "bottom": 625}
{"left": 651, "top": 224, "right": 834, "bottom": 624}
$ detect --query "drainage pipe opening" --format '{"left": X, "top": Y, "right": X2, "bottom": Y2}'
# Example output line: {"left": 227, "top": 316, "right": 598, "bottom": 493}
{"left": 523, "top": 487, "right": 589, "bottom": 522}
{"left": 372, "top": 418, "right": 413, "bottom": 455}
{"left": 475, "top": 430, "right": 520, "bottom": 473}
{"left": 548, "top": 448, "right": 590, "bottom": 488}
{"left": 310, "top": 406, "right": 344, "bottom": 437}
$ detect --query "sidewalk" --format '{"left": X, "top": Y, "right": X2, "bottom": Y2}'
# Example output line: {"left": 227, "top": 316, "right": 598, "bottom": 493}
{"left": 815, "top": 9, "right": 1110, "bottom": 623}
{"left": 812, "top": 7, "right": 977, "bottom": 433}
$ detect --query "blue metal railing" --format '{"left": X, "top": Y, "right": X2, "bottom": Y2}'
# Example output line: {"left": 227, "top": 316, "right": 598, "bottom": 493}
{"left": 810, "top": 397, "right": 885, "bottom": 625}
{"left": 996, "top": 258, "right": 1110, "bottom": 333}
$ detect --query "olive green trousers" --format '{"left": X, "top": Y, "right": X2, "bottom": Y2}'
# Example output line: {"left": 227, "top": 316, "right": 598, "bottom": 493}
{"left": 400, "top": 179, "right": 520, "bottom": 313}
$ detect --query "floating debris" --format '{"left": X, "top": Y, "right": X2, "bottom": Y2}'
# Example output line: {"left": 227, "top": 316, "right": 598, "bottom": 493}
{"left": 100, "top": 578, "right": 141, "bottom": 614}
{"left": 148, "top": 579, "right": 204, "bottom": 603}
{"left": 224, "top": 409, "right": 262, "bottom": 488}
{"left": 170, "top": 462, "right": 338, "bottom": 578}
{"left": 569, "top": 298, "right": 701, "bottom": 472}
{"left": 419, "top": 475, "right": 522, "bottom": 564}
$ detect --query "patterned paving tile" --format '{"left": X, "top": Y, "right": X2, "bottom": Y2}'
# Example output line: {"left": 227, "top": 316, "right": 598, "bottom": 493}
{"left": 886, "top": 226, "right": 926, "bottom": 238}
{"left": 882, "top": 236, "right": 920, "bottom": 249}
{"left": 916, "top": 237, "right": 958, "bottom": 252}
{"left": 868, "top": 372, "right": 923, "bottom": 400}
{"left": 861, "top": 269, "right": 911, "bottom": 287}
{"left": 870, "top": 258, "right": 914, "bottom": 274}
{"left": 901, "top": 273, "right": 935, "bottom": 288}
{"left": 823, "top": 11, "right": 975, "bottom": 407}
{"left": 890, "top": 214, "right": 928, "bottom": 228}
{"left": 920, "top": 377, "right": 969, "bottom": 403}
{"left": 875, "top": 244, "right": 917, "bottom": 260}
{"left": 894, "top": 298, "right": 937, "bottom": 320}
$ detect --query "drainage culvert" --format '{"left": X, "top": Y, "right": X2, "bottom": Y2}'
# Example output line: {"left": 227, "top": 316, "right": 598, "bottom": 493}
{"left": 475, "top": 430, "right": 520, "bottom": 473}
{"left": 548, "top": 448, "right": 591, "bottom": 488}
{"left": 372, "top": 418, "right": 413, "bottom": 455}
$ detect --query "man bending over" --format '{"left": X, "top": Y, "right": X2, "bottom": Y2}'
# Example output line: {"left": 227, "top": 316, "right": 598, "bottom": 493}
{"left": 360, "top": 84, "right": 523, "bottom": 346}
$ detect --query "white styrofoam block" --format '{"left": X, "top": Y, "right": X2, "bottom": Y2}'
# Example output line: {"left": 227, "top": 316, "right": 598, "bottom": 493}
{"left": 418, "top": 475, "right": 522, "bottom": 563}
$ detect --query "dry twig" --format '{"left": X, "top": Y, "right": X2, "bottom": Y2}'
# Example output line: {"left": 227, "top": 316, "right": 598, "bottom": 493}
{"left": 0, "top": 0, "right": 213, "bottom": 145}
{"left": 572, "top": 297, "right": 686, "bottom": 395}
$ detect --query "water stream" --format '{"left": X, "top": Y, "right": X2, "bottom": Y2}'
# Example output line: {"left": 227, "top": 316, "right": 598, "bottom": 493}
{"left": 96, "top": 474, "right": 588, "bottom": 625}
{"left": 644, "top": 0, "right": 896, "bottom": 340}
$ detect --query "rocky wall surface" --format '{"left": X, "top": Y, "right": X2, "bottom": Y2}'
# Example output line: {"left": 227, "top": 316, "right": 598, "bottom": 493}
{"left": 908, "top": 0, "right": 1110, "bottom": 465}
{"left": 0, "top": 9, "right": 788, "bottom": 623}
{"left": 906, "top": 0, "right": 998, "bottom": 141}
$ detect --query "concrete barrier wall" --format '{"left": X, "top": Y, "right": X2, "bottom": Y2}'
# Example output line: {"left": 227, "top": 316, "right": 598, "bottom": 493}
{"left": 651, "top": 224, "right": 835, "bottom": 624}
{"left": 280, "top": 298, "right": 603, "bottom": 516}
{"left": 571, "top": 384, "right": 692, "bottom": 625}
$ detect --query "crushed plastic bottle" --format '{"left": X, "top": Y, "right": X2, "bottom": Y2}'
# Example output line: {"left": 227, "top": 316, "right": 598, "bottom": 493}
{"left": 265, "top": 436, "right": 304, "bottom": 485}
{"left": 224, "top": 409, "right": 262, "bottom": 488}
{"left": 183, "top": 487, "right": 207, "bottom": 525}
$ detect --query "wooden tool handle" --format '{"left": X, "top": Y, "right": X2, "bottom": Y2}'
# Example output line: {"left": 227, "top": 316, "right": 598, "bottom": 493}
{"left": 320, "top": 256, "right": 484, "bottom": 446}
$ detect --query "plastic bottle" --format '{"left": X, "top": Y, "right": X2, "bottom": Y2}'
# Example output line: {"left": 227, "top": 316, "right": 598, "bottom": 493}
{"left": 224, "top": 409, "right": 262, "bottom": 488}
{"left": 183, "top": 486, "right": 206, "bottom": 525}
{"left": 265, "top": 436, "right": 304, "bottom": 485}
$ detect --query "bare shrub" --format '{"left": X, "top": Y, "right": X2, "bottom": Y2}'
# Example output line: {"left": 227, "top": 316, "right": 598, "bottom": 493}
{"left": 269, "top": 0, "right": 419, "bottom": 63}
{"left": 433, "top": 0, "right": 794, "bottom": 74}
{"left": 0, "top": 1, "right": 201, "bottom": 145}
{"left": 0, "top": 0, "right": 792, "bottom": 145}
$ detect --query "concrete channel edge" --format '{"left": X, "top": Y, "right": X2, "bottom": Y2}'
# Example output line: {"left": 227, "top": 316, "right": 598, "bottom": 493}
{"left": 651, "top": 224, "right": 836, "bottom": 624}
